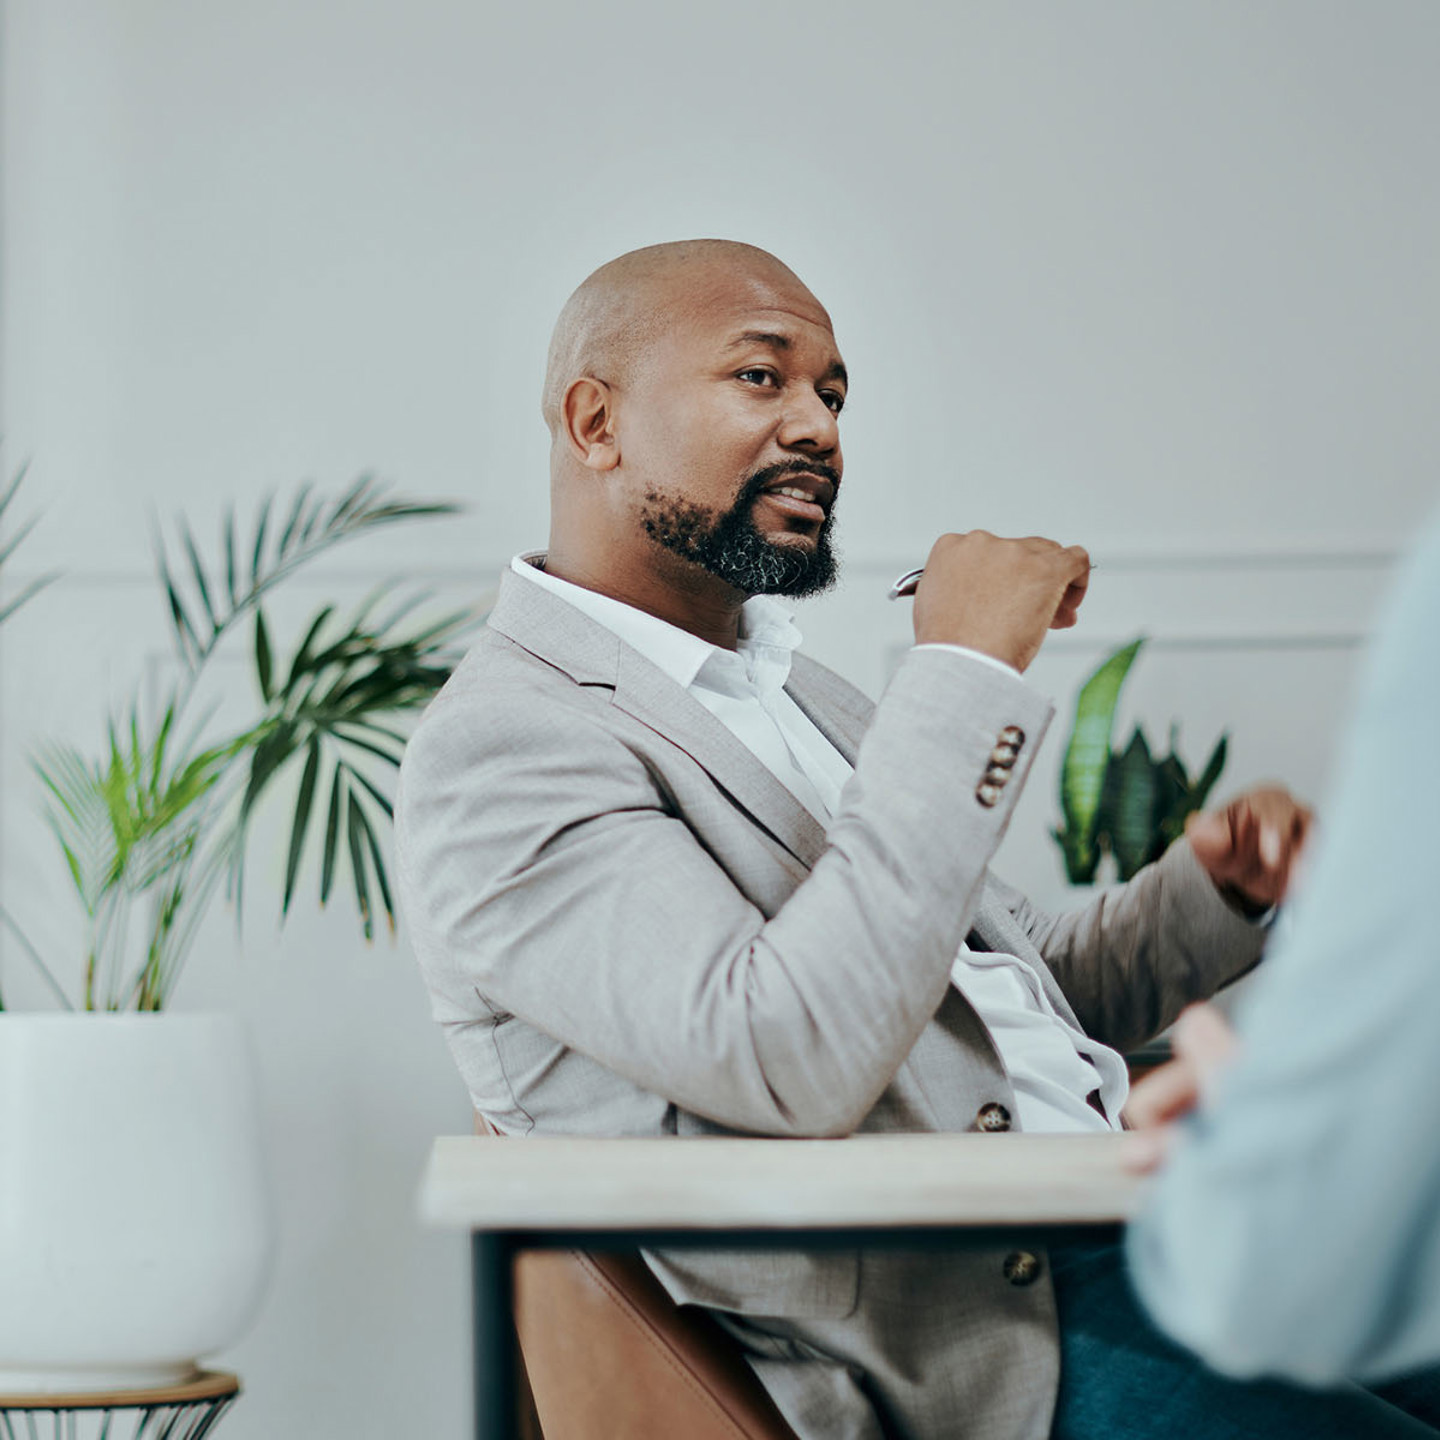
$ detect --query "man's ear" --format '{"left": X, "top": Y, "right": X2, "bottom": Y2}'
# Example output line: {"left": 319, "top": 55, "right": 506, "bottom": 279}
{"left": 561, "top": 377, "right": 621, "bottom": 472}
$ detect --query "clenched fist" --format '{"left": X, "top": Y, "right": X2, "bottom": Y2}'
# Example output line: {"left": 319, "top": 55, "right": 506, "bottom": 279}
{"left": 912, "top": 531, "right": 1091, "bottom": 672}
{"left": 1185, "top": 785, "right": 1314, "bottom": 913}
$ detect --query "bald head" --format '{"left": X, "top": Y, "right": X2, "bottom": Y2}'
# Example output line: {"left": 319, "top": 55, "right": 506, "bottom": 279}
{"left": 540, "top": 240, "right": 820, "bottom": 436}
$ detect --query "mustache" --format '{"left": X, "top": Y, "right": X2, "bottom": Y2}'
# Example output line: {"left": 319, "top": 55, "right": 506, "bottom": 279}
{"left": 738, "top": 459, "right": 842, "bottom": 506}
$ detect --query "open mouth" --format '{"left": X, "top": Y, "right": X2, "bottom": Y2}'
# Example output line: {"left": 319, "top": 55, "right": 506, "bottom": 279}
{"left": 758, "top": 476, "right": 833, "bottom": 525}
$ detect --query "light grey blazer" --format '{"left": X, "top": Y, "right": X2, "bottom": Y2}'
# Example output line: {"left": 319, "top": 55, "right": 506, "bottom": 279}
{"left": 396, "top": 566, "right": 1264, "bottom": 1440}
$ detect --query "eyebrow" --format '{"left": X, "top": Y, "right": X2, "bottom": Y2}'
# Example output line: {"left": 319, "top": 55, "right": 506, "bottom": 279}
{"left": 725, "top": 330, "right": 848, "bottom": 387}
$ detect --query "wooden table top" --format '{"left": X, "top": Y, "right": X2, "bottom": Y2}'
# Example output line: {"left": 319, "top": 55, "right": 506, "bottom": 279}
{"left": 419, "top": 1132, "right": 1149, "bottom": 1232}
{"left": 0, "top": 1369, "right": 239, "bottom": 1409}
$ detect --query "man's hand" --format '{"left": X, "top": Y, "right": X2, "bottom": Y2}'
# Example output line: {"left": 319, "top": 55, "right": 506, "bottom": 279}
{"left": 912, "top": 531, "right": 1091, "bottom": 672}
{"left": 1185, "top": 785, "right": 1314, "bottom": 914}
{"left": 1123, "top": 1002, "right": 1239, "bottom": 1172}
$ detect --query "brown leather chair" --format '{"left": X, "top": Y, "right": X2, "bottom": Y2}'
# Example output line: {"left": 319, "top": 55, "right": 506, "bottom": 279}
{"left": 475, "top": 1115, "right": 799, "bottom": 1440}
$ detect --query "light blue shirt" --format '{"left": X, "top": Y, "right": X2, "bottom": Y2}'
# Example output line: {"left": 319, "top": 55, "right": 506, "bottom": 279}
{"left": 1128, "top": 502, "right": 1440, "bottom": 1385}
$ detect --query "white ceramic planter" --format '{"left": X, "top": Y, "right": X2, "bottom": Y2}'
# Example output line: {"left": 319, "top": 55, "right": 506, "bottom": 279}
{"left": 0, "top": 1013, "right": 275, "bottom": 1392}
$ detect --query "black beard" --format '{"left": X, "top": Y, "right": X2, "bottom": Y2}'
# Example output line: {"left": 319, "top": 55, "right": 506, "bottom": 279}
{"left": 639, "top": 462, "right": 841, "bottom": 599}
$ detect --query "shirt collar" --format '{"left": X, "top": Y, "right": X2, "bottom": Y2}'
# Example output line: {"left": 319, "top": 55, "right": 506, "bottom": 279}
{"left": 509, "top": 553, "right": 802, "bottom": 697}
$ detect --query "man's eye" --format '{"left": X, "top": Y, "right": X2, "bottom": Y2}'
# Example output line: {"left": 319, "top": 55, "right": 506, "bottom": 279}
{"left": 737, "top": 368, "right": 778, "bottom": 388}
{"left": 821, "top": 390, "right": 846, "bottom": 415}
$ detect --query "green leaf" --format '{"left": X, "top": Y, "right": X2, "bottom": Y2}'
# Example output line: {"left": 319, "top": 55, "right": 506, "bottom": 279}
{"left": 285, "top": 606, "right": 335, "bottom": 690}
{"left": 0, "top": 509, "right": 40, "bottom": 569}
{"left": 250, "top": 492, "right": 273, "bottom": 585}
{"left": 278, "top": 481, "right": 315, "bottom": 557}
{"left": 1057, "top": 638, "right": 1144, "bottom": 876}
{"left": 223, "top": 507, "right": 239, "bottom": 607}
{"left": 255, "top": 607, "right": 274, "bottom": 702}
{"left": 320, "top": 769, "right": 344, "bottom": 905}
{"left": 356, "top": 799, "right": 396, "bottom": 936}
{"left": 239, "top": 720, "right": 300, "bottom": 822}
{"left": 181, "top": 521, "right": 217, "bottom": 635}
{"left": 346, "top": 791, "right": 373, "bottom": 942}
{"left": 329, "top": 474, "right": 379, "bottom": 528}
{"left": 1194, "top": 733, "right": 1229, "bottom": 808}
{"left": 158, "top": 550, "right": 201, "bottom": 664}
{"left": 1104, "top": 728, "right": 1159, "bottom": 881}
{"left": 328, "top": 726, "right": 404, "bottom": 769}
{"left": 151, "top": 702, "right": 176, "bottom": 790}
{"left": 341, "top": 762, "right": 394, "bottom": 819}
{"left": 0, "top": 573, "right": 58, "bottom": 628}
{"left": 282, "top": 739, "right": 322, "bottom": 915}
{"left": 1052, "top": 824, "right": 1102, "bottom": 885}
{"left": 0, "top": 462, "right": 28, "bottom": 517}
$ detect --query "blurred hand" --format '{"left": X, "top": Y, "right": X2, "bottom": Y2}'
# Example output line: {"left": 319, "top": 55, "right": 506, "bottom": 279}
{"left": 1185, "top": 785, "right": 1313, "bottom": 913}
{"left": 912, "top": 531, "right": 1091, "bottom": 672}
{"left": 1123, "top": 1003, "right": 1239, "bottom": 1172}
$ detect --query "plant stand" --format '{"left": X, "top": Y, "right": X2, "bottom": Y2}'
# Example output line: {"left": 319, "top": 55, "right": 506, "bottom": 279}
{"left": 0, "top": 1370, "right": 238, "bottom": 1439}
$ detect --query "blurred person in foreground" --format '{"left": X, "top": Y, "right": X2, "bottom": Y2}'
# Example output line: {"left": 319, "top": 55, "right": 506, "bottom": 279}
{"left": 395, "top": 239, "right": 1419, "bottom": 1439}
{"left": 1126, "top": 503, "right": 1440, "bottom": 1419}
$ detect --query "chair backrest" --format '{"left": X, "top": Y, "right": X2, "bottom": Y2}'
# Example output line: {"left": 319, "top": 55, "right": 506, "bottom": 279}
{"left": 474, "top": 1113, "right": 799, "bottom": 1440}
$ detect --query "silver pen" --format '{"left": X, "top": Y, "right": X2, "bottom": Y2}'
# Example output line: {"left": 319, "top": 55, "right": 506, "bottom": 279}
{"left": 886, "top": 567, "right": 926, "bottom": 600}
{"left": 887, "top": 560, "right": 1097, "bottom": 599}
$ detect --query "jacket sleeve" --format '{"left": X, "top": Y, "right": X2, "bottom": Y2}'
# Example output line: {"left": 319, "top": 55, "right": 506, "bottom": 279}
{"left": 396, "top": 646, "right": 1051, "bottom": 1138}
{"left": 988, "top": 840, "right": 1266, "bottom": 1054}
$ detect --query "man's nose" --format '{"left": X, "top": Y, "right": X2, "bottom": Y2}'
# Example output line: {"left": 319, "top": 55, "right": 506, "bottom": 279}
{"left": 777, "top": 388, "right": 840, "bottom": 457}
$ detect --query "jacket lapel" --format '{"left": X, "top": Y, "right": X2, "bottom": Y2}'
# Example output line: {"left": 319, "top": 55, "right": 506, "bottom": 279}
{"left": 485, "top": 565, "right": 830, "bottom": 870}
{"left": 784, "top": 652, "right": 871, "bottom": 765}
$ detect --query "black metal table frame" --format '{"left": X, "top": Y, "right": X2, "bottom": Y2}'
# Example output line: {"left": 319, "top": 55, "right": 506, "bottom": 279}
{"left": 469, "top": 1221, "right": 1123, "bottom": 1440}
{"left": 0, "top": 1390, "right": 236, "bottom": 1440}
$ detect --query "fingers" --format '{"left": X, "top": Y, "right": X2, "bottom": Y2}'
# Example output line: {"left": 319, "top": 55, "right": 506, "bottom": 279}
{"left": 1050, "top": 545, "right": 1092, "bottom": 629}
{"left": 911, "top": 530, "right": 1093, "bottom": 668}
{"left": 1172, "top": 1002, "right": 1239, "bottom": 1075}
{"left": 1121, "top": 1127, "right": 1172, "bottom": 1174}
{"left": 1186, "top": 786, "right": 1314, "bottom": 907}
{"left": 1120, "top": 1006, "right": 1238, "bottom": 1174}
{"left": 1124, "top": 1055, "right": 1203, "bottom": 1132}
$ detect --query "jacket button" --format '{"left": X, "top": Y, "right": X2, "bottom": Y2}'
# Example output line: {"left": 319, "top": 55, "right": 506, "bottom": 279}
{"left": 989, "top": 742, "right": 1019, "bottom": 768}
{"left": 984, "top": 765, "right": 1011, "bottom": 786}
{"left": 1003, "top": 1251, "right": 1042, "bottom": 1287}
{"left": 976, "top": 783, "right": 1002, "bottom": 808}
{"left": 999, "top": 726, "right": 1025, "bottom": 748}
{"left": 976, "top": 1102, "right": 1012, "bottom": 1133}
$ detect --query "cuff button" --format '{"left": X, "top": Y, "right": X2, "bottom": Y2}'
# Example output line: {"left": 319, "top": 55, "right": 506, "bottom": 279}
{"left": 1003, "top": 1251, "right": 1042, "bottom": 1287}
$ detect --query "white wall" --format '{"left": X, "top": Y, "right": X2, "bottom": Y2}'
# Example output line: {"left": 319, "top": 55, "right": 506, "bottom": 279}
{"left": 2, "top": 3, "right": 1437, "bottom": 1435}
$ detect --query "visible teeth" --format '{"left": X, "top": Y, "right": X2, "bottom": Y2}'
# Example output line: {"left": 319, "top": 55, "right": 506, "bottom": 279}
{"left": 773, "top": 487, "right": 815, "bottom": 502}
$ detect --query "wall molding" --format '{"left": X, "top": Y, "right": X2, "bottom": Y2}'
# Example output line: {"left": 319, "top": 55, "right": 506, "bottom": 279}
{"left": 0, "top": 544, "right": 1406, "bottom": 593}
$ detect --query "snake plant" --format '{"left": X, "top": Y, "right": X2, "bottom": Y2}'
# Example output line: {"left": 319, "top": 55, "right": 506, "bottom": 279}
{"left": 1053, "top": 637, "right": 1228, "bottom": 884}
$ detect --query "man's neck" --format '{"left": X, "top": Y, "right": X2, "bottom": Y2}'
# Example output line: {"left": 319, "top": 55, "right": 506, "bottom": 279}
{"left": 541, "top": 547, "right": 747, "bottom": 651}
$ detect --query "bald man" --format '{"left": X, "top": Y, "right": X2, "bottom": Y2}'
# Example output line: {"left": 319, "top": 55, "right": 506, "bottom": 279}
{"left": 396, "top": 242, "right": 1399, "bottom": 1440}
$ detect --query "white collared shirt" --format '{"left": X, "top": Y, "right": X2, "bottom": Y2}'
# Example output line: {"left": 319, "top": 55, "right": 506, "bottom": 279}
{"left": 511, "top": 554, "right": 1128, "bottom": 1133}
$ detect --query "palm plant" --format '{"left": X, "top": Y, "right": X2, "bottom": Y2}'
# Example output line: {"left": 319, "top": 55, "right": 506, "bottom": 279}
{"left": 27, "top": 476, "right": 479, "bottom": 1010}
{"left": 0, "top": 465, "right": 62, "bottom": 1010}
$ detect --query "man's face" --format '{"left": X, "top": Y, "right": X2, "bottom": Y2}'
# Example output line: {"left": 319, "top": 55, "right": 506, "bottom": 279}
{"left": 615, "top": 264, "right": 847, "bottom": 598}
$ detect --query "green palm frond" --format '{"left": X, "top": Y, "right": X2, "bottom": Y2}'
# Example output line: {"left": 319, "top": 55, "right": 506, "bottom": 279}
{"left": 35, "top": 695, "right": 246, "bottom": 1008}
{"left": 27, "top": 475, "right": 469, "bottom": 1009}
{"left": 0, "top": 463, "right": 59, "bottom": 627}
{"left": 155, "top": 475, "right": 460, "bottom": 672}
{"left": 225, "top": 588, "right": 479, "bottom": 939}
